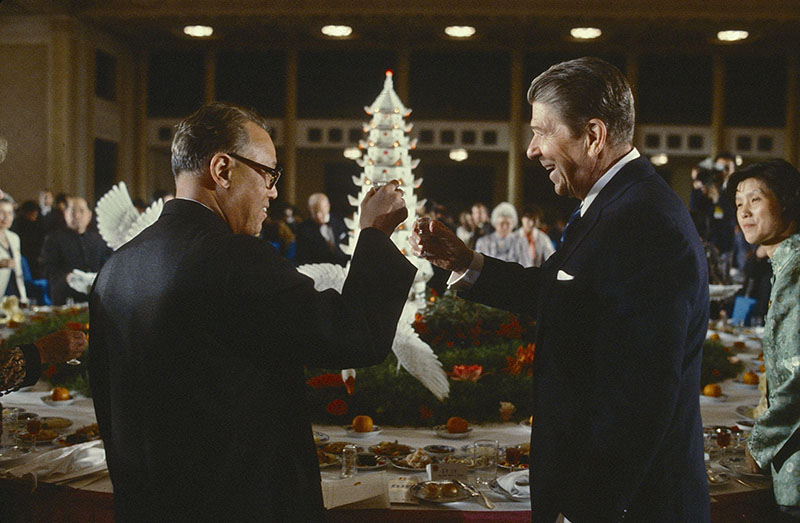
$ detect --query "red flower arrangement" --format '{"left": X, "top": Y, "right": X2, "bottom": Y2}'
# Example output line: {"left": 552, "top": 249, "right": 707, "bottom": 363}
{"left": 448, "top": 364, "right": 485, "bottom": 382}
{"left": 327, "top": 399, "right": 348, "bottom": 416}
{"left": 306, "top": 373, "right": 345, "bottom": 389}
{"left": 504, "top": 343, "right": 536, "bottom": 376}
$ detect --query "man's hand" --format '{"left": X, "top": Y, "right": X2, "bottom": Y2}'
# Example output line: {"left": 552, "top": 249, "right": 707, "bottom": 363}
{"left": 34, "top": 329, "right": 88, "bottom": 364}
{"left": 410, "top": 217, "right": 474, "bottom": 273}
{"left": 359, "top": 181, "right": 408, "bottom": 236}
{"left": 744, "top": 446, "right": 764, "bottom": 475}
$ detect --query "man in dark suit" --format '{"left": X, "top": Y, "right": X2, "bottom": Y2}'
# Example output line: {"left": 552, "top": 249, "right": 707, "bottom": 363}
{"left": 413, "top": 57, "right": 710, "bottom": 522}
{"left": 40, "top": 196, "right": 110, "bottom": 304}
{"left": 295, "top": 192, "right": 350, "bottom": 266}
{"left": 89, "top": 102, "right": 415, "bottom": 522}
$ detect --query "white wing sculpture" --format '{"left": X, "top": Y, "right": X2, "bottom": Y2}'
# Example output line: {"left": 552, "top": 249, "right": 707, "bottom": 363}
{"left": 95, "top": 182, "right": 163, "bottom": 251}
{"left": 297, "top": 262, "right": 450, "bottom": 400}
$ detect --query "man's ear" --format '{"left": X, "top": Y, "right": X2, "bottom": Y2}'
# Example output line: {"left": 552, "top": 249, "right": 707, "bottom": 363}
{"left": 584, "top": 118, "right": 608, "bottom": 156}
{"left": 209, "top": 152, "right": 232, "bottom": 189}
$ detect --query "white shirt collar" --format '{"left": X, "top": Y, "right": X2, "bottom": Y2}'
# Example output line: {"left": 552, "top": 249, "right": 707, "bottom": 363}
{"left": 579, "top": 147, "right": 640, "bottom": 216}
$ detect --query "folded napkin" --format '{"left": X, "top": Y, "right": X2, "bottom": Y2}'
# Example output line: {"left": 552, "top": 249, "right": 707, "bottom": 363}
{"left": 321, "top": 471, "right": 390, "bottom": 509}
{"left": 497, "top": 469, "right": 530, "bottom": 499}
{"left": 4, "top": 440, "right": 106, "bottom": 485}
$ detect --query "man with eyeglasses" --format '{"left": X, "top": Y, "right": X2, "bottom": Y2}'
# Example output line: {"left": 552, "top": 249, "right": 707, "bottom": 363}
{"left": 89, "top": 102, "right": 415, "bottom": 522}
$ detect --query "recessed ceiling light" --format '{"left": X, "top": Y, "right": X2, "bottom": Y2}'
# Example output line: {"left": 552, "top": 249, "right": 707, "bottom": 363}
{"left": 343, "top": 147, "right": 361, "bottom": 160}
{"left": 570, "top": 27, "right": 602, "bottom": 40}
{"left": 717, "top": 30, "right": 749, "bottom": 42}
{"left": 444, "top": 26, "right": 476, "bottom": 38}
{"left": 650, "top": 153, "right": 668, "bottom": 166}
{"left": 183, "top": 25, "right": 214, "bottom": 38}
{"left": 321, "top": 25, "right": 353, "bottom": 38}
{"left": 449, "top": 148, "right": 468, "bottom": 162}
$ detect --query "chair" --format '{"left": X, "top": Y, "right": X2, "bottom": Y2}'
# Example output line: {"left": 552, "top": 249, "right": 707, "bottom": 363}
{"left": 21, "top": 255, "right": 51, "bottom": 305}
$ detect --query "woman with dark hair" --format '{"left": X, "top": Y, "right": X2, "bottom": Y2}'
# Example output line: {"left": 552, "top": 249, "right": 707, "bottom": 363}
{"left": 729, "top": 158, "right": 800, "bottom": 517}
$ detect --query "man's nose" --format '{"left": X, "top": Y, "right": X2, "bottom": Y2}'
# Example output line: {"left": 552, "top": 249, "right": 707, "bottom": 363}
{"left": 526, "top": 137, "right": 541, "bottom": 160}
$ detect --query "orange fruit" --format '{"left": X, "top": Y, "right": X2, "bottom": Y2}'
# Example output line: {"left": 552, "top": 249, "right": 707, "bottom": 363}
{"left": 702, "top": 384, "right": 722, "bottom": 397}
{"left": 758, "top": 352, "right": 764, "bottom": 361}
{"left": 742, "top": 371, "right": 759, "bottom": 385}
{"left": 51, "top": 387, "right": 71, "bottom": 401}
{"left": 760, "top": 364, "right": 766, "bottom": 373}
{"left": 352, "top": 415, "right": 373, "bottom": 433}
{"left": 446, "top": 417, "right": 469, "bottom": 433}
{"left": 709, "top": 333, "right": 721, "bottom": 342}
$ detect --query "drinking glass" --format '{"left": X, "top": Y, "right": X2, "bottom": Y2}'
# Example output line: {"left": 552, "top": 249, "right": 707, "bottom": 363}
{"left": 26, "top": 416, "right": 42, "bottom": 451}
{"left": 715, "top": 427, "right": 732, "bottom": 455}
{"left": 469, "top": 439, "right": 499, "bottom": 487}
{"left": 1, "top": 407, "right": 20, "bottom": 447}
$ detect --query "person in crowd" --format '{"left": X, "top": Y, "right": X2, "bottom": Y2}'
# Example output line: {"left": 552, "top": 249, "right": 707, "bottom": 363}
{"left": 41, "top": 192, "right": 67, "bottom": 233}
{"left": 0, "top": 198, "right": 27, "bottom": 302}
{"left": 0, "top": 329, "right": 87, "bottom": 395}
{"left": 729, "top": 159, "right": 800, "bottom": 518}
{"left": 455, "top": 210, "right": 476, "bottom": 244}
{"left": 89, "top": 102, "right": 415, "bottom": 522}
{"left": 412, "top": 57, "right": 709, "bottom": 522}
{"left": 474, "top": 202, "right": 531, "bottom": 266}
{"left": 38, "top": 189, "right": 53, "bottom": 220}
{"left": 12, "top": 200, "right": 45, "bottom": 279}
{"left": 715, "top": 151, "right": 737, "bottom": 184}
{"left": 282, "top": 203, "right": 300, "bottom": 234}
{"left": 518, "top": 205, "right": 555, "bottom": 267}
{"left": 259, "top": 202, "right": 297, "bottom": 261}
{"left": 467, "top": 201, "right": 493, "bottom": 248}
{"left": 294, "top": 192, "right": 350, "bottom": 266}
{"left": 40, "top": 196, "right": 111, "bottom": 305}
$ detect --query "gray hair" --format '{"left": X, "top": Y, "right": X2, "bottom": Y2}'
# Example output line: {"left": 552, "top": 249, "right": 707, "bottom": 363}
{"left": 308, "top": 192, "right": 329, "bottom": 211}
{"left": 490, "top": 202, "right": 519, "bottom": 229}
{"left": 527, "top": 57, "right": 635, "bottom": 147}
{"left": 171, "top": 102, "right": 272, "bottom": 177}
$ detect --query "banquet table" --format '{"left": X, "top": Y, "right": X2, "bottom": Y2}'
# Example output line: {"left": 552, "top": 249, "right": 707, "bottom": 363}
{"left": 0, "top": 325, "right": 783, "bottom": 522}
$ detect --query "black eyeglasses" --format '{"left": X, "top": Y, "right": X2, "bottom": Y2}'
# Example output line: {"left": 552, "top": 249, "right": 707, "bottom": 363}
{"left": 227, "top": 152, "right": 282, "bottom": 190}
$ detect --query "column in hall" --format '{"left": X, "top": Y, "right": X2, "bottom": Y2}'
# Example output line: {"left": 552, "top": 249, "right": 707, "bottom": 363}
{"left": 711, "top": 53, "right": 726, "bottom": 157}
{"left": 283, "top": 48, "right": 298, "bottom": 205}
{"left": 786, "top": 55, "right": 799, "bottom": 167}
{"left": 507, "top": 50, "right": 523, "bottom": 211}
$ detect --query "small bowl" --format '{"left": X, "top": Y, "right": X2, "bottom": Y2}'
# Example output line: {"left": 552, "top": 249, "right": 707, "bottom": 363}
{"left": 423, "top": 444, "right": 456, "bottom": 457}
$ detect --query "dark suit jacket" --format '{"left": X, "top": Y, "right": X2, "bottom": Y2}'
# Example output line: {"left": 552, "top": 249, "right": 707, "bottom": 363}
{"left": 462, "top": 157, "right": 710, "bottom": 522}
{"left": 40, "top": 228, "right": 110, "bottom": 304}
{"left": 89, "top": 199, "right": 415, "bottom": 522}
{"left": 295, "top": 215, "right": 350, "bottom": 266}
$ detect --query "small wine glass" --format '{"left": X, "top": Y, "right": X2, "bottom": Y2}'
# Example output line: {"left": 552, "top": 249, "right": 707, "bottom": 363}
{"left": 26, "top": 417, "right": 42, "bottom": 451}
{"left": 715, "top": 427, "right": 732, "bottom": 455}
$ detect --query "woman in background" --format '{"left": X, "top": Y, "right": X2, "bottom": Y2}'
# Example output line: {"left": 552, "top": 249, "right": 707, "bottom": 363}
{"left": 0, "top": 198, "right": 27, "bottom": 302}
{"left": 730, "top": 159, "right": 800, "bottom": 518}
{"left": 475, "top": 202, "right": 531, "bottom": 266}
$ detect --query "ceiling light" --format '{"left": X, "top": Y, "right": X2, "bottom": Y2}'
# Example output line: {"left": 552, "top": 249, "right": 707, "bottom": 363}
{"left": 717, "top": 30, "right": 749, "bottom": 42}
{"left": 343, "top": 147, "right": 361, "bottom": 160}
{"left": 444, "top": 26, "right": 476, "bottom": 38}
{"left": 650, "top": 154, "right": 668, "bottom": 166}
{"left": 321, "top": 25, "right": 353, "bottom": 38}
{"left": 570, "top": 27, "right": 602, "bottom": 40}
{"left": 449, "top": 148, "right": 468, "bottom": 162}
{"left": 183, "top": 25, "right": 214, "bottom": 38}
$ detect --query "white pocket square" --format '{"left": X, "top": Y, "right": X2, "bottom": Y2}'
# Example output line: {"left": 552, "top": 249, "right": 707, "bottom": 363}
{"left": 556, "top": 270, "right": 575, "bottom": 281}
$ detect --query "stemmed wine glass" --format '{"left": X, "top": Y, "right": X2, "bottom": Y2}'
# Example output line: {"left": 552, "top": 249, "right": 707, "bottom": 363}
{"left": 26, "top": 416, "right": 42, "bottom": 451}
{"left": 715, "top": 426, "right": 732, "bottom": 455}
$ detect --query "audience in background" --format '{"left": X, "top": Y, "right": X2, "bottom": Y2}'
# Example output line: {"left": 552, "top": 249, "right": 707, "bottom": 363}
{"left": 455, "top": 211, "right": 475, "bottom": 244}
{"left": 0, "top": 198, "right": 27, "bottom": 302}
{"left": 295, "top": 192, "right": 349, "bottom": 266}
{"left": 12, "top": 200, "right": 45, "bottom": 279}
{"left": 474, "top": 202, "right": 531, "bottom": 266}
{"left": 518, "top": 206, "right": 555, "bottom": 267}
{"left": 40, "top": 196, "right": 111, "bottom": 304}
{"left": 467, "top": 202, "right": 493, "bottom": 248}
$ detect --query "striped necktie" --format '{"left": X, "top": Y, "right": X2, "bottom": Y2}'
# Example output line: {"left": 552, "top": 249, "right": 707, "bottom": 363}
{"left": 559, "top": 206, "right": 582, "bottom": 248}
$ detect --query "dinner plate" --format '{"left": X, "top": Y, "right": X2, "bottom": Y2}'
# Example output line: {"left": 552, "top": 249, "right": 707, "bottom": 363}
{"left": 321, "top": 442, "right": 365, "bottom": 455}
{"left": 706, "top": 470, "right": 731, "bottom": 488}
{"left": 490, "top": 478, "right": 530, "bottom": 501}
{"left": 434, "top": 426, "right": 473, "bottom": 439}
{"left": 730, "top": 378, "right": 758, "bottom": 389}
{"left": 317, "top": 452, "right": 341, "bottom": 468}
{"left": 17, "top": 429, "right": 59, "bottom": 443}
{"left": 313, "top": 431, "right": 329, "bottom": 446}
{"left": 356, "top": 453, "right": 389, "bottom": 470}
{"left": 519, "top": 418, "right": 532, "bottom": 430}
{"left": 410, "top": 481, "right": 471, "bottom": 503}
{"left": 343, "top": 425, "right": 382, "bottom": 438}
{"left": 368, "top": 442, "right": 415, "bottom": 457}
{"left": 390, "top": 456, "right": 429, "bottom": 472}
{"left": 423, "top": 444, "right": 456, "bottom": 457}
{"left": 40, "top": 394, "right": 78, "bottom": 407}
{"left": 41, "top": 417, "right": 73, "bottom": 431}
{"left": 718, "top": 456, "right": 772, "bottom": 480}
{"left": 699, "top": 394, "right": 728, "bottom": 404}
{"left": 735, "top": 405, "right": 758, "bottom": 420}
{"left": 0, "top": 445, "right": 30, "bottom": 463}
